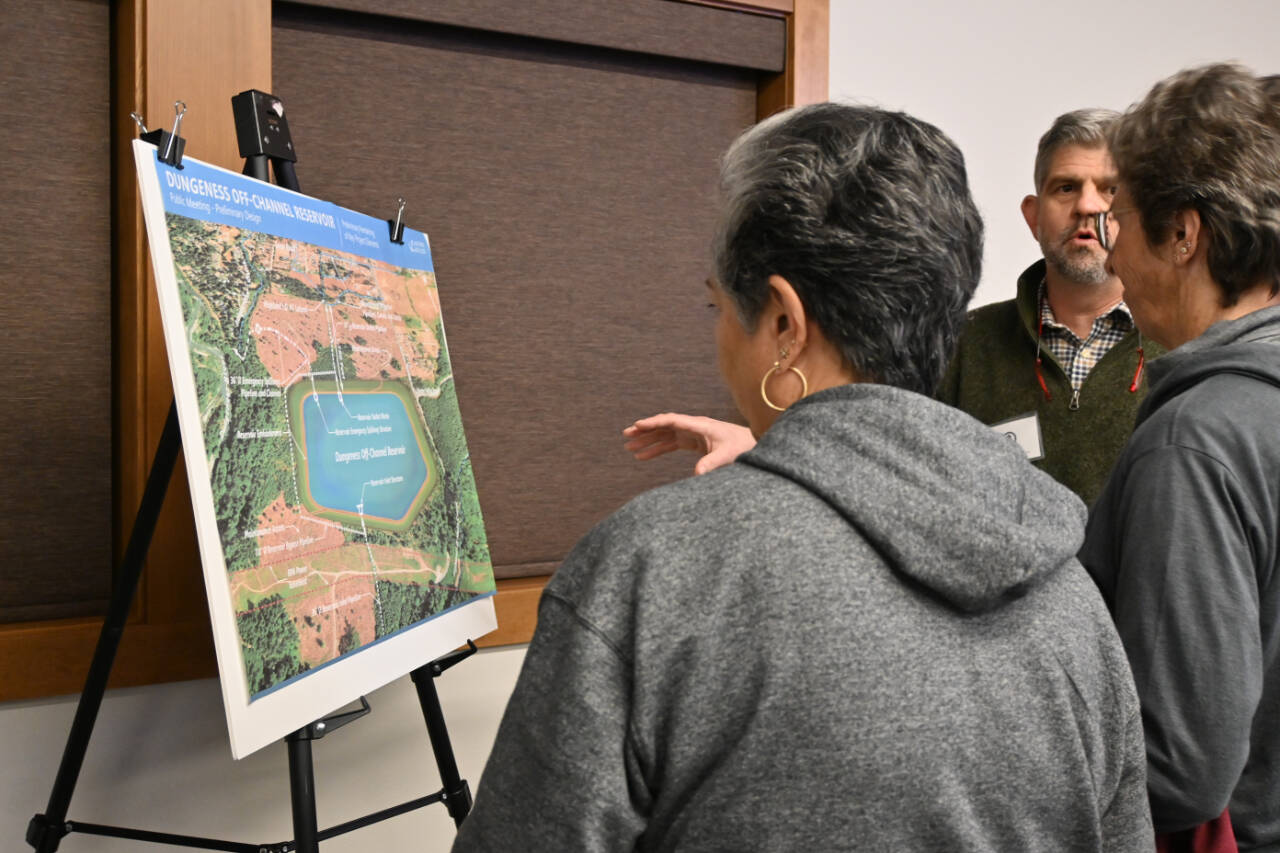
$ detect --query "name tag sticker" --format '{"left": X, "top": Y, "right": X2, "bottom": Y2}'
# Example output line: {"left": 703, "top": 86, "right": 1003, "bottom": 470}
{"left": 992, "top": 412, "right": 1044, "bottom": 461}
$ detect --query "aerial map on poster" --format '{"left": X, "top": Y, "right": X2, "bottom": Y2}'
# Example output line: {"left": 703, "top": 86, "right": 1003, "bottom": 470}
{"left": 133, "top": 140, "right": 497, "bottom": 758}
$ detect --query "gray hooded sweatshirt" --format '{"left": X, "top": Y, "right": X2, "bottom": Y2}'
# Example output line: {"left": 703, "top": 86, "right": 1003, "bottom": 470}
{"left": 454, "top": 384, "right": 1152, "bottom": 852}
{"left": 1081, "top": 306, "right": 1280, "bottom": 849}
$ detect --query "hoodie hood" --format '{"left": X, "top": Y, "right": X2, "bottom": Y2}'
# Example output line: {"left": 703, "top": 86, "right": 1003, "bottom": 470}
{"left": 738, "top": 384, "right": 1085, "bottom": 613}
{"left": 1141, "top": 305, "right": 1280, "bottom": 425}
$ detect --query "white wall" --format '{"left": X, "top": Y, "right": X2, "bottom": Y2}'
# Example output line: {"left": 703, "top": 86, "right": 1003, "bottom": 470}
{"left": 7, "top": 5, "right": 1280, "bottom": 851}
{"left": 830, "top": 0, "right": 1280, "bottom": 308}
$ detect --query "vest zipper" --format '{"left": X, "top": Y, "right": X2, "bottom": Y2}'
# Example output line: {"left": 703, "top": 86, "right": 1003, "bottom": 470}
{"left": 1069, "top": 388, "right": 1081, "bottom": 411}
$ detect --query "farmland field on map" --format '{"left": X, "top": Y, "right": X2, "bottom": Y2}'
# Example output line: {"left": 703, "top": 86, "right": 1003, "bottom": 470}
{"left": 166, "top": 213, "right": 494, "bottom": 698}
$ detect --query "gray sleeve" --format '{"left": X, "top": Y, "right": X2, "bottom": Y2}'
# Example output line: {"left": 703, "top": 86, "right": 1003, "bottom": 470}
{"left": 1108, "top": 444, "right": 1263, "bottom": 832}
{"left": 451, "top": 592, "right": 649, "bottom": 853}
{"left": 1100, "top": 707, "right": 1156, "bottom": 852}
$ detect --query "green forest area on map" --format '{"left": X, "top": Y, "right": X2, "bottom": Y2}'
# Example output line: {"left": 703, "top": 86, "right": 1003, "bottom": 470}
{"left": 165, "top": 212, "right": 494, "bottom": 697}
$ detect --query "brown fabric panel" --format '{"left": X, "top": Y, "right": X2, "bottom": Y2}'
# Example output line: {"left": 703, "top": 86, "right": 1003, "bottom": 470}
{"left": 274, "top": 12, "right": 750, "bottom": 578}
{"left": 0, "top": 0, "right": 112, "bottom": 622}
{"left": 281, "top": 0, "right": 785, "bottom": 72}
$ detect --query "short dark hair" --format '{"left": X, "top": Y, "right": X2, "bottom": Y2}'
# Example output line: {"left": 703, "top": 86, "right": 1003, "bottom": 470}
{"left": 1262, "top": 74, "right": 1280, "bottom": 123}
{"left": 1033, "top": 108, "right": 1119, "bottom": 193}
{"left": 712, "top": 103, "right": 984, "bottom": 397}
{"left": 1108, "top": 63, "right": 1280, "bottom": 306}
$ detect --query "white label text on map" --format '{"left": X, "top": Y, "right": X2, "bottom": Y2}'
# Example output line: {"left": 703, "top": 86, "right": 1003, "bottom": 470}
{"left": 235, "top": 429, "right": 286, "bottom": 440}
{"left": 244, "top": 524, "right": 289, "bottom": 539}
{"left": 315, "top": 594, "right": 364, "bottom": 615}
{"left": 258, "top": 536, "right": 321, "bottom": 557}
{"left": 333, "top": 445, "right": 407, "bottom": 463}
{"left": 333, "top": 425, "right": 392, "bottom": 436}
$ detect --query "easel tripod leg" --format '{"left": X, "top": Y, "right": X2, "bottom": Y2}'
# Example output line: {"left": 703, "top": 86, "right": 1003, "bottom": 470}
{"left": 27, "top": 402, "right": 183, "bottom": 853}
{"left": 286, "top": 732, "right": 320, "bottom": 853}
{"left": 411, "top": 665, "right": 472, "bottom": 827}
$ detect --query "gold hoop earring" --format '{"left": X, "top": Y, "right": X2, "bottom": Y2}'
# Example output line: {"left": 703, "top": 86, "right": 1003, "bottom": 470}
{"left": 760, "top": 362, "right": 809, "bottom": 412}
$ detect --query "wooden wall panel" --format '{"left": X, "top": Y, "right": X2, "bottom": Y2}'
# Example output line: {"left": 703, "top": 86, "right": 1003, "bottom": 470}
{"left": 0, "top": 0, "right": 112, "bottom": 623}
{"left": 0, "top": 0, "right": 826, "bottom": 699}
{"left": 0, "top": 0, "right": 272, "bottom": 702}
{"left": 284, "top": 0, "right": 785, "bottom": 71}
{"left": 758, "top": 0, "right": 829, "bottom": 118}
{"left": 273, "top": 7, "right": 750, "bottom": 579}
{"left": 127, "top": 0, "right": 273, "bottom": 629}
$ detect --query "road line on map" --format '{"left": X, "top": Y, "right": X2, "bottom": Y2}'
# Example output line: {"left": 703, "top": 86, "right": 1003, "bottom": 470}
{"left": 323, "top": 302, "right": 353, "bottom": 416}
{"left": 354, "top": 498, "right": 386, "bottom": 631}
{"left": 306, "top": 371, "right": 334, "bottom": 436}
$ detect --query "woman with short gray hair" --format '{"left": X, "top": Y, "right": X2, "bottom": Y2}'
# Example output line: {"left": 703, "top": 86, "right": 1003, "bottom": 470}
{"left": 712, "top": 102, "right": 981, "bottom": 397}
{"left": 1079, "top": 63, "right": 1280, "bottom": 851}
{"left": 455, "top": 103, "right": 1151, "bottom": 852}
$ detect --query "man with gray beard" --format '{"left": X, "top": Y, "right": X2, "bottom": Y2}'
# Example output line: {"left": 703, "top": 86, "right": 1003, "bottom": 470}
{"left": 624, "top": 110, "right": 1159, "bottom": 506}
{"left": 936, "top": 109, "right": 1162, "bottom": 506}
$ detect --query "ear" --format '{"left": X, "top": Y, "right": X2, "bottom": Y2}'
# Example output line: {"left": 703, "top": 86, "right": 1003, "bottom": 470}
{"left": 1020, "top": 194, "right": 1040, "bottom": 240}
{"left": 1171, "top": 208, "right": 1203, "bottom": 264}
{"left": 766, "top": 274, "right": 809, "bottom": 362}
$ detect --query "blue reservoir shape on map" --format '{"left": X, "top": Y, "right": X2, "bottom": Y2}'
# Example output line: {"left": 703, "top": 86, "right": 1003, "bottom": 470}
{"left": 301, "top": 391, "right": 428, "bottom": 521}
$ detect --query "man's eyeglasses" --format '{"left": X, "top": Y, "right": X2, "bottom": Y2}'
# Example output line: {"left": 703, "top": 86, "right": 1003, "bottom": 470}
{"left": 1094, "top": 210, "right": 1120, "bottom": 252}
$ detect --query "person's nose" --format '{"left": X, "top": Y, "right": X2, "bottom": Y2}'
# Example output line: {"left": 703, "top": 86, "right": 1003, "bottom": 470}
{"left": 1077, "top": 182, "right": 1110, "bottom": 216}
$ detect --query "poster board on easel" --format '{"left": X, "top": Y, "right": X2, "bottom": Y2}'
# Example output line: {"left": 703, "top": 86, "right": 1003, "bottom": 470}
{"left": 132, "top": 139, "right": 497, "bottom": 759}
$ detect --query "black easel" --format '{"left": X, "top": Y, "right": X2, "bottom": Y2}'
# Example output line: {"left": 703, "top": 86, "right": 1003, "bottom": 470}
{"left": 27, "top": 94, "right": 475, "bottom": 853}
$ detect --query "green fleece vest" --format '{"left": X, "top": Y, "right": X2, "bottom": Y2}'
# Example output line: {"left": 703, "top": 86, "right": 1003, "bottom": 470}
{"left": 937, "top": 260, "right": 1164, "bottom": 507}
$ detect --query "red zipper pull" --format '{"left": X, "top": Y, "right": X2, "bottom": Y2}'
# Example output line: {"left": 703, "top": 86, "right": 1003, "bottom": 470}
{"left": 1035, "top": 358, "right": 1052, "bottom": 401}
{"left": 1129, "top": 346, "right": 1146, "bottom": 392}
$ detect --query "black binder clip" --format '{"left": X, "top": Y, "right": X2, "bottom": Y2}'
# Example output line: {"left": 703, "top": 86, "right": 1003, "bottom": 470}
{"left": 389, "top": 197, "right": 406, "bottom": 244}
{"left": 133, "top": 101, "right": 187, "bottom": 168}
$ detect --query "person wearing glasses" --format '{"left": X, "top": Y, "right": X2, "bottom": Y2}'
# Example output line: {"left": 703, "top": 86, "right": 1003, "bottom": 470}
{"left": 935, "top": 109, "right": 1161, "bottom": 507}
{"left": 624, "top": 110, "right": 1161, "bottom": 508}
{"left": 1078, "top": 64, "right": 1280, "bottom": 851}
{"left": 454, "top": 104, "right": 1152, "bottom": 852}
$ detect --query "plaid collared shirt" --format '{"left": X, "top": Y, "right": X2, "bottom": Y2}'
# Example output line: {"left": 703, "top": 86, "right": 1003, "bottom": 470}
{"left": 1038, "top": 281, "right": 1134, "bottom": 391}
